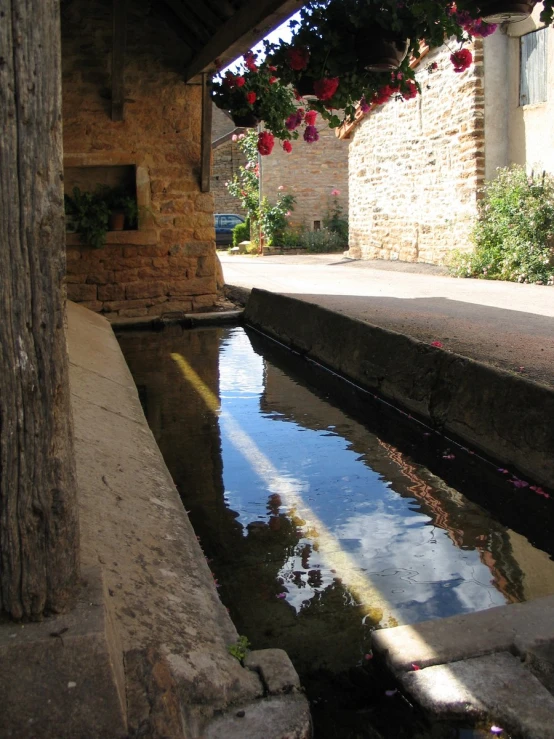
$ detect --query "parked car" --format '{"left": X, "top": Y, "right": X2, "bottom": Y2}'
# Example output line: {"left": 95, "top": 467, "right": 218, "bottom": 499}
{"left": 215, "top": 213, "right": 245, "bottom": 247}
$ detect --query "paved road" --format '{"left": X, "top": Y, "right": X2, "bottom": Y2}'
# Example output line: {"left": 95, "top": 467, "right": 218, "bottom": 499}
{"left": 220, "top": 253, "right": 554, "bottom": 388}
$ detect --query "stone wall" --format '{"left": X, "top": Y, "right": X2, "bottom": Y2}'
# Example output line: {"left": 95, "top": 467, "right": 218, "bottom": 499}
{"left": 347, "top": 41, "right": 485, "bottom": 264}
{"left": 261, "top": 117, "right": 349, "bottom": 231}
{"left": 62, "top": 0, "right": 217, "bottom": 318}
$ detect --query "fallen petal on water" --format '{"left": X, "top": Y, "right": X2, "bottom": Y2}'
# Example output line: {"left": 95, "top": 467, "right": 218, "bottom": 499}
{"left": 385, "top": 689, "right": 398, "bottom": 697}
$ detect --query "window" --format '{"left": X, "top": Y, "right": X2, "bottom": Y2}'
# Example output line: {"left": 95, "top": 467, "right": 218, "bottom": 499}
{"left": 520, "top": 28, "right": 548, "bottom": 106}
{"left": 313, "top": 220, "right": 321, "bottom": 231}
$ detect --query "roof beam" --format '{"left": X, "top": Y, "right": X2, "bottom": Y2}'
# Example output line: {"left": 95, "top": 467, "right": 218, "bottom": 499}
{"left": 111, "top": 0, "right": 127, "bottom": 121}
{"left": 184, "top": 0, "right": 302, "bottom": 82}
{"left": 200, "top": 73, "right": 213, "bottom": 192}
{"left": 162, "top": 0, "right": 212, "bottom": 45}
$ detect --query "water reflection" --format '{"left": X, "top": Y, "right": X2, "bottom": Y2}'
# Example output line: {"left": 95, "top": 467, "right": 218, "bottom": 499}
{"left": 118, "top": 325, "right": 554, "bottom": 681}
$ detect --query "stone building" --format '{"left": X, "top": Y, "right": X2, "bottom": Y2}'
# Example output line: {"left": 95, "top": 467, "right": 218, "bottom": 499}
{"left": 341, "top": 9, "right": 554, "bottom": 264}
{"left": 212, "top": 105, "right": 349, "bottom": 233}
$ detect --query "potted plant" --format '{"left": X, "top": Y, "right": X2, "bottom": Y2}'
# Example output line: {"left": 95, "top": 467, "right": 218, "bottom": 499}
{"left": 105, "top": 186, "right": 138, "bottom": 231}
{"left": 64, "top": 186, "right": 110, "bottom": 249}
{"left": 212, "top": 52, "right": 298, "bottom": 139}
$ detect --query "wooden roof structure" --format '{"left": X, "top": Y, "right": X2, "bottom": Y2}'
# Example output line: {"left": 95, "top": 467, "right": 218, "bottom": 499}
{"left": 151, "top": 0, "right": 302, "bottom": 82}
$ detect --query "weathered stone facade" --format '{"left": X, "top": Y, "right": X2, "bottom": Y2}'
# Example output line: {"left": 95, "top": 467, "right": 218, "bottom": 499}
{"left": 211, "top": 108, "right": 349, "bottom": 232}
{"left": 346, "top": 41, "right": 485, "bottom": 264}
{"left": 62, "top": 0, "right": 217, "bottom": 317}
{"left": 260, "top": 119, "right": 349, "bottom": 231}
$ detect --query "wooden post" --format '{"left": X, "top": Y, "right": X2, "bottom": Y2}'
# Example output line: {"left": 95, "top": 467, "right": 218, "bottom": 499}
{"left": 111, "top": 0, "right": 127, "bottom": 121}
{"left": 200, "top": 72, "right": 213, "bottom": 193}
{"left": 0, "top": 0, "right": 80, "bottom": 619}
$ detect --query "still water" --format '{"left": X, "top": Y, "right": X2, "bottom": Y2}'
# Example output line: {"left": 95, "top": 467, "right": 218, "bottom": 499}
{"left": 119, "top": 325, "right": 554, "bottom": 738}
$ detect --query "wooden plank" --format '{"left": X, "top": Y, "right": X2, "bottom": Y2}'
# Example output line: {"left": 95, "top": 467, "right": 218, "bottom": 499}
{"left": 0, "top": 0, "right": 79, "bottom": 619}
{"left": 162, "top": 0, "right": 212, "bottom": 44}
{"left": 111, "top": 0, "right": 127, "bottom": 121}
{"left": 200, "top": 72, "right": 213, "bottom": 192}
{"left": 154, "top": 1, "right": 203, "bottom": 54}
{"left": 185, "top": 0, "right": 301, "bottom": 82}
{"left": 164, "top": 0, "right": 220, "bottom": 34}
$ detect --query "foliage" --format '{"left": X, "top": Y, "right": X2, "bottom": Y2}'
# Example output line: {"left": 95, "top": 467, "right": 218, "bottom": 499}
{"left": 323, "top": 190, "right": 349, "bottom": 244}
{"left": 212, "top": 53, "right": 297, "bottom": 142}
{"left": 449, "top": 166, "right": 554, "bottom": 285}
{"left": 105, "top": 186, "right": 139, "bottom": 227}
{"left": 64, "top": 187, "right": 110, "bottom": 249}
{"left": 232, "top": 218, "right": 250, "bottom": 247}
{"left": 226, "top": 131, "right": 296, "bottom": 244}
{"left": 65, "top": 184, "right": 139, "bottom": 248}
{"left": 301, "top": 228, "right": 345, "bottom": 253}
{"left": 227, "top": 635, "right": 251, "bottom": 662}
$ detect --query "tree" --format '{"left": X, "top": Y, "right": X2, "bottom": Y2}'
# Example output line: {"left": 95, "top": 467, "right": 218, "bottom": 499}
{"left": 0, "top": 0, "right": 80, "bottom": 619}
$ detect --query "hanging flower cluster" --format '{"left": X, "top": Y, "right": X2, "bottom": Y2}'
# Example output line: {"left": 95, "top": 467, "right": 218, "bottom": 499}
{"left": 212, "top": 0, "right": 554, "bottom": 155}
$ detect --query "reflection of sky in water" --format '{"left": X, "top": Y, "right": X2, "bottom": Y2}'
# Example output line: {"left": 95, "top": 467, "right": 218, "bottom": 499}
{"left": 218, "top": 329, "right": 510, "bottom": 624}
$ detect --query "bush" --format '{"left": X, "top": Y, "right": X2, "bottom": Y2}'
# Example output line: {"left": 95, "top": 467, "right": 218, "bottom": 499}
{"left": 232, "top": 219, "right": 250, "bottom": 247}
{"left": 449, "top": 166, "right": 554, "bottom": 284}
{"left": 301, "top": 229, "right": 344, "bottom": 253}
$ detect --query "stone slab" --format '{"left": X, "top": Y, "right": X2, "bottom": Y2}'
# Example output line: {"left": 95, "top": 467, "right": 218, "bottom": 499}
{"left": 371, "top": 595, "right": 554, "bottom": 672}
{"left": 401, "top": 652, "right": 554, "bottom": 739}
{"left": 204, "top": 694, "right": 312, "bottom": 739}
{"left": 0, "top": 566, "right": 126, "bottom": 739}
{"left": 243, "top": 288, "right": 554, "bottom": 487}
{"left": 245, "top": 649, "right": 301, "bottom": 695}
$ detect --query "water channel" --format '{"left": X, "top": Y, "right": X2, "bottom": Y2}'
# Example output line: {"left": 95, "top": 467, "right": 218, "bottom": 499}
{"left": 118, "top": 324, "right": 554, "bottom": 738}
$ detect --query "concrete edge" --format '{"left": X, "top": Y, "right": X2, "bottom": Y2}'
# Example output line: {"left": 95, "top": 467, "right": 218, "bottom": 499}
{"left": 224, "top": 284, "right": 252, "bottom": 306}
{"left": 111, "top": 309, "right": 243, "bottom": 331}
{"left": 243, "top": 288, "right": 554, "bottom": 487}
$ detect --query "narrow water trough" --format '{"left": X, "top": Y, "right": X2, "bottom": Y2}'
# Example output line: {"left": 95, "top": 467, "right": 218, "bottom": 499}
{"left": 117, "top": 303, "right": 554, "bottom": 738}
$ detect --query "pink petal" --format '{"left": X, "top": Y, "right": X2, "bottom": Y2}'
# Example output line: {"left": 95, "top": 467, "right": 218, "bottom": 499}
{"left": 490, "top": 727, "right": 503, "bottom": 735}
{"left": 431, "top": 341, "right": 443, "bottom": 348}
{"left": 276, "top": 593, "right": 287, "bottom": 599}
{"left": 385, "top": 689, "right": 398, "bottom": 697}
{"left": 498, "top": 468, "right": 509, "bottom": 474}
{"left": 442, "top": 454, "right": 456, "bottom": 460}
{"left": 364, "top": 653, "right": 373, "bottom": 660}
{"left": 411, "top": 663, "right": 421, "bottom": 671}
{"left": 510, "top": 479, "right": 529, "bottom": 488}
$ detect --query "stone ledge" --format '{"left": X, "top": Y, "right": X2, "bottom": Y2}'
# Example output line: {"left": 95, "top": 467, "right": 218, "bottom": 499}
{"left": 204, "top": 694, "right": 312, "bottom": 739}
{"left": 0, "top": 565, "right": 126, "bottom": 739}
{"left": 245, "top": 649, "right": 301, "bottom": 695}
{"left": 401, "top": 652, "right": 554, "bottom": 739}
{"left": 66, "top": 230, "right": 158, "bottom": 246}
{"left": 243, "top": 288, "right": 554, "bottom": 487}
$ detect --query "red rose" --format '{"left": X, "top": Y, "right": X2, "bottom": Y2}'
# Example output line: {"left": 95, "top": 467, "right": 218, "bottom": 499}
{"left": 450, "top": 48, "right": 473, "bottom": 73}
{"left": 246, "top": 91, "right": 257, "bottom": 104}
{"left": 287, "top": 47, "right": 310, "bottom": 71}
{"left": 373, "top": 85, "right": 395, "bottom": 106}
{"left": 269, "top": 76, "right": 278, "bottom": 84}
{"left": 313, "top": 77, "right": 339, "bottom": 101}
{"left": 283, "top": 140, "right": 292, "bottom": 153}
{"left": 235, "top": 76, "right": 245, "bottom": 87}
{"left": 258, "top": 131, "right": 275, "bottom": 156}
{"left": 304, "top": 110, "right": 317, "bottom": 126}
{"left": 402, "top": 80, "right": 418, "bottom": 100}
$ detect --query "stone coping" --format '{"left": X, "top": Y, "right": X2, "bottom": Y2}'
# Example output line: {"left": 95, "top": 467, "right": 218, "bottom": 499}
{"left": 66, "top": 301, "right": 310, "bottom": 737}
{"left": 243, "top": 288, "right": 554, "bottom": 488}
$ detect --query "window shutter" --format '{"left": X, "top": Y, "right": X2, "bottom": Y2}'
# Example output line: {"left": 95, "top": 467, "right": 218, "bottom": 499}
{"left": 520, "top": 28, "right": 548, "bottom": 106}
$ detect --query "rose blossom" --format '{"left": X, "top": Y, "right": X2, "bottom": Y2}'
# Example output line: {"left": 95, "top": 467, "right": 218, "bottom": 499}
{"left": 235, "top": 76, "right": 245, "bottom": 87}
{"left": 303, "top": 125, "right": 319, "bottom": 143}
{"left": 304, "top": 109, "right": 317, "bottom": 126}
{"left": 313, "top": 77, "right": 339, "bottom": 101}
{"left": 287, "top": 47, "right": 310, "bottom": 71}
{"left": 283, "top": 141, "right": 292, "bottom": 153}
{"left": 451, "top": 48, "right": 473, "bottom": 73}
{"left": 257, "top": 131, "right": 275, "bottom": 156}
{"left": 246, "top": 91, "right": 257, "bottom": 104}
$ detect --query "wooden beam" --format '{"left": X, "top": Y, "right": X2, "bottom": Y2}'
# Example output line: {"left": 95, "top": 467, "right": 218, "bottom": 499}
{"left": 163, "top": 0, "right": 220, "bottom": 34}
{"left": 200, "top": 72, "right": 213, "bottom": 192}
{"left": 154, "top": 1, "right": 203, "bottom": 54}
{"left": 162, "top": 0, "right": 212, "bottom": 45}
{"left": 111, "top": 0, "right": 127, "bottom": 121}
{"left": 185, "top": 0, "right": 302, "bottom": 82}
{"left": 0, "top": 0, "right": 80, "bottom": 619}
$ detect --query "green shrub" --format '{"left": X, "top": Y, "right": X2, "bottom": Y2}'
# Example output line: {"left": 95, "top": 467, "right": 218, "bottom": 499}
{"left": 232, "top": 219, "right": 250, "bottom": 247}
{"left": 449, "top": 166, "right": 554, "bottom": 284}
{"left": 301, "top": 229, "right": 344, "bottom": 253}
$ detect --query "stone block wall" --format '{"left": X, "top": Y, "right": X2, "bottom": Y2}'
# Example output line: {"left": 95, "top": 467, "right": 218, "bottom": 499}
{"left": 62, "top": 0, "right": 217, "bottom": 318}
{"left": 261, "top": 117, "right": 349, "bottom": 231}
{"left": 347, "top": 41, "right": 485, "bottom": 264}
